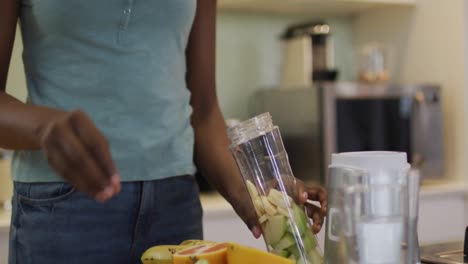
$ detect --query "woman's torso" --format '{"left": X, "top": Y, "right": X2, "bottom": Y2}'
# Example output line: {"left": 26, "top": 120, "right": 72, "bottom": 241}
{"left": 12, "top": 0, "right": 197, "bottom": 182}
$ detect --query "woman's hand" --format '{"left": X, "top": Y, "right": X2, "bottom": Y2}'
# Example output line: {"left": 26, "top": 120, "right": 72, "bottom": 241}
{"left": 233, "top": 178, "right": 327, "bottom": 238}
{"left": 295, "top": 179, "right": 327, "bottom": 234}
{"left": 39, "top": 110, "right": 120, "bottom": 202}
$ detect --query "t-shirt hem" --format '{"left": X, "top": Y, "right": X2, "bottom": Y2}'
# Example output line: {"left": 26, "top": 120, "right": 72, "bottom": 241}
{"left": 12, "top": 164, "right": 197, "bottom": 183}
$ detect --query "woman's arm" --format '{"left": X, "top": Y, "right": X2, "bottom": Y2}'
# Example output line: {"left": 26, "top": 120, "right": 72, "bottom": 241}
{"left": 186, "top": 0, "right": 261, "bottom": 237}
{"left": 187, "top": 0, "right": 327, "bottom": 235}
{"left": 0, "top": 0, "right": 51, "bottom": 149}
{"left": 0, "top": 0, "right": 119, "bottom": 201}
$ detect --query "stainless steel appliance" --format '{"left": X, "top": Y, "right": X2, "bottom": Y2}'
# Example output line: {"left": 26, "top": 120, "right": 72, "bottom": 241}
{"left": 421, "top": 242, "right": 467, "bottom": 264}
{"left": 252, "top": 82, "right": 445, "bottom": 184}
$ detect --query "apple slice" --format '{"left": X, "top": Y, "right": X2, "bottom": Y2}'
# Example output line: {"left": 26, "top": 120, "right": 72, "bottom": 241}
{"left": 268, "top": 189, "right": 293, "bottom": 209}
{"left": 263, "top": 215, "right": 287, "bottom": 246}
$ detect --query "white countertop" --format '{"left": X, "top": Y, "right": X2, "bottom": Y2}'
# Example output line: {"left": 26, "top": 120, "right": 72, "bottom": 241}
{"left": 0, "top": 181, "right": 467, "bottom": 231}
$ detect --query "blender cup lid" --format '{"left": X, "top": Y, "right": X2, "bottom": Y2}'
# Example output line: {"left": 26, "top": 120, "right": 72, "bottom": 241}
{"left": 330, "top": 151, "right": 410, "bottom": 171}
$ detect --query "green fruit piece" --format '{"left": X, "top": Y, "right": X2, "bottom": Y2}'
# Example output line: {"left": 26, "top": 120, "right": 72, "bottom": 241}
{"left": 291, "top": 203, "right": 308, "bottom": 236}
{"left": 302, "top": 231, "right": 317, "bottom": 252}
{"left": 287, "top": 244, "right": 300, "bottom": 260}
{"left": 263, "top": 215, "right": 287, "bottom": 246}
{"left": 309, "top": 248, "right": 323, "bottom": 264}
{"left": 274, "top": 234, "right": 296, "bottom": 251}
{"left": 272, "top": 249, "right": 290, "bottom": 258}
{"left": 277, "top": 206, "right": 291, "bottom": 217}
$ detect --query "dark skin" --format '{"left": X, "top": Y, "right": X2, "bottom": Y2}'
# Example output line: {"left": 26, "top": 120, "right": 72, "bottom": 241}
{"left": 0, "top": 0, "right": 326, "bottom": 236}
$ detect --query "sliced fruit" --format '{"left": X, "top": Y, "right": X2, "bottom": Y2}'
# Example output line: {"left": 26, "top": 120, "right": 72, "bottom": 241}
{"left": 227, "top": 242, "right": 294, "bottom": 264}
{"left": 287, "top": 244, "right": 300, "bottom": 260}
{"left": 272, "top": 249, "right": 290, "bottom": 258}
{"left": 308, "top": 248, "right": 323, "bottom": 264}
{"left": 302, "top": 231, "right": 317, "bottom": 253}
{"left": 253, "top": 197, "right": 265, "bottom": 216}
{"left": 274, "top": 234, "right": 296, "bottom": 251}
{"left": 263, "top": 215, "right": 287, "bottom": 246}
{"left": 195, "top": 260, "right": 210, "bottom": 264}
{"left": 268, "top": 189, "right": 293, "bottom": 209}
{"left": 291, "top": 203, "right": 308, "bottom": 235}
{"left": 262, "top": 196, "right": 278, "bottom": 216}
{"left": 286, "top": 219, "right": 295, "bottom": 234}
{"left": 173, "top": 242, "right": 229, "bottom": 264}
{"left": 296, "top": 255, "right": 310, "bottom": 264}
{"left": 141, "top": 245, "right": 186, "bottom": 264}
{"left": 180, "top": 240, "right": 216, "bottom": 247}
{"left": 277, "top": 206, "right": 291, "bottom": 217}
{"left": 258, "top": 214, "right": 269, "bottom": 224}
{"left": 246, "top": 180, "right": 259, "bottom": 198}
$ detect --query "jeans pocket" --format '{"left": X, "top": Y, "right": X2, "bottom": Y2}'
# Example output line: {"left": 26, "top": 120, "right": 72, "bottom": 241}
{"left": 14, "top": 182, "right": 76, "bottom": 206}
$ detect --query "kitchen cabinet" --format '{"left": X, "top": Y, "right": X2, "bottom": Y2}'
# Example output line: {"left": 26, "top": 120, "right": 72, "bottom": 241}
{"left": 218, "top": 0, "right": 416, "bottom": 16}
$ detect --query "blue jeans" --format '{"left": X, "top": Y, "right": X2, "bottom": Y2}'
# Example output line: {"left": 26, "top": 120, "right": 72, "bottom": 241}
{"left": 8, "top": 175, "right": 203, "bottom": 264}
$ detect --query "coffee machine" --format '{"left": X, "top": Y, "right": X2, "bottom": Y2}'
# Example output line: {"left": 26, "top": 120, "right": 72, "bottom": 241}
{"left": 280, "top": 21, "right": 338, "bottom": 88}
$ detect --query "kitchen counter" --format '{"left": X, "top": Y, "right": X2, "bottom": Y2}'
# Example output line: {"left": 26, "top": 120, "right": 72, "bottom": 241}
{"left": 0, "top": 181, "right": 467, "bottom": 229}
{"left": 201, "top": 180, "right": 468, "bottom": 211}
{"left": 0, "top": 181, "right": 467, "bottom": 244}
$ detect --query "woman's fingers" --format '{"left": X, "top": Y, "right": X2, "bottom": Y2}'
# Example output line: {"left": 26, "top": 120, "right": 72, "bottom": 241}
{"left": 293, "top": 178, "right": 327, "bottom": 233}
{"left": 305, "top": 203, "right": 324, "bottom": 234}
{"left": 40, "top": 110, "right": 120, "bottom": 202}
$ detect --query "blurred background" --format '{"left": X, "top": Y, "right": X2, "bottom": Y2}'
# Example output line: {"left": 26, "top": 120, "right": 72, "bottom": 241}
{"left": 2, "top": 0, "right": 468, "bottom": 261}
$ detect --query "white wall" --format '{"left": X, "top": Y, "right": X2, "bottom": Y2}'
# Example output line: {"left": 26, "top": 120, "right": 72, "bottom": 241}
{"left": 352, "top": 0, "right": 468, "bottom": 182}
{"left": 216, "top": 13, "right": 355, "bottom": 120}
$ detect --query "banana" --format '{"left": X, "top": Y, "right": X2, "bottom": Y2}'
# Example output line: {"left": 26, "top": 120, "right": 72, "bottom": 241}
{"left": 253, "top": 197, "right": 265, "bottom": 216}
{"left": 259, "top": 214, "right": 269, "bottom": 224}
{"left": 246, "top": 180, "right": 259, "bottom": 198}
{"left": 261, "top": 196, "right": 278, "bottom": 216}
{"left": 141, "top": 245, "right": 186, "bottom": 264}
{"left": 142, "top": 241, "right": 215, "bottom": 264}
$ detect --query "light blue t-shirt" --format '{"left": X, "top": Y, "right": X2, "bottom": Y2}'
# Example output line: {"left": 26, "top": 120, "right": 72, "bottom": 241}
{"left": 12, "top": 0, "right": 197, "bottom": 182}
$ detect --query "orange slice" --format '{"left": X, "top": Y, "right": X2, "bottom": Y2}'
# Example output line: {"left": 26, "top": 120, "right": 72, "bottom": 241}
{"left": 179, "top": 240, "right": 216, "bottom": 247}
{"left": 173, "top": 242, "right": 229, "bottom": 264}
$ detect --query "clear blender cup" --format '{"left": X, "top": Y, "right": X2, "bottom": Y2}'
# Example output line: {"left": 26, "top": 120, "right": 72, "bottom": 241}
{"left": 228, "top": 113, "right": 323, "bottom": 264}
